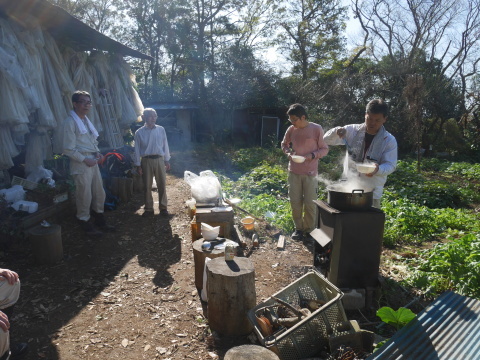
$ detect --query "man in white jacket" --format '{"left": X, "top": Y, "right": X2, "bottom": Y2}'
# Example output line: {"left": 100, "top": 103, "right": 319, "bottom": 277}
{"left": 62, "top": 91, "right": 115, "bottom": 236}
{"left": 323, "top": 99, "right": 397, "bottom": 208}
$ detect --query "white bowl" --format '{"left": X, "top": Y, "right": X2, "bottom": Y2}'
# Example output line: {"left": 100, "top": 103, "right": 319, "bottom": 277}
{"left": 291, "top": 155, "right": 306, "bottom": 163}
{"left": 356, "top": 163, "right": 377, "bottom": 174}
{"left": 201, "top": 223, "right": 220, "bottom": 240}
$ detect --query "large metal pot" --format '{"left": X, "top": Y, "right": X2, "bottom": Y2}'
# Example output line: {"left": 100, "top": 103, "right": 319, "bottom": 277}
{"left": 327, "top": 186, "right": 373, "bottom": 211}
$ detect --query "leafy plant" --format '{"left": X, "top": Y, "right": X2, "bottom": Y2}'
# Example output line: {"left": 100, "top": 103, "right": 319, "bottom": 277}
{"left": 236, "top": 163, "right": 288, "bottom": 197}
{"left": 374, "top": 306, "right": 416, "bottom": 352}
{"left": 376, "top": 307, "right": 416, "bottom": 330}
{"left": 240, "top": 193, "right": 294, "bottom": 233}
{"left": 404, "top": 233, "right": 480, "bottom": 298}
{"left": 382, "top": 192, "right": 480, "bottom": 246}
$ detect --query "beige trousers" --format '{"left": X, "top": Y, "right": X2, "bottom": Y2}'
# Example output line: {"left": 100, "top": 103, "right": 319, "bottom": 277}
{"left": 0, "top": 280, "right": 20, "bottom": 357}
{"left": 288, "top": 172, "right": 318, "bottom": 233}
{"left": 372, "top": 198, "right": 381, "bottom": 209}
{"left": 72, "top": 164, "right": 106, "bottom": 221}
{"left": 141, "top": 157, "right": 167, "bottom": 212}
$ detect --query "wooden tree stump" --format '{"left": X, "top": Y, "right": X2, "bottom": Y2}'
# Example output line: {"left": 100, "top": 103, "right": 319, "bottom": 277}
{"left": 125, "top": 177, "right": 133, "bottom": 201}
{"left": 206, "top": 257, "right": 255, "bottom": 336}
{"left": 224, "top": 345, "right": 280, "bottom": 360}
{"left": 110, "top": 177, "right": 133, "bottom": 203}
{"left": 132, "top": 173, "right": 144, "bottom": 193}
{"left": 192, "top": 239, "right": 226, "bottom": 291}
{"left": 29, "top": 224, "right": 63, "bottom": 265}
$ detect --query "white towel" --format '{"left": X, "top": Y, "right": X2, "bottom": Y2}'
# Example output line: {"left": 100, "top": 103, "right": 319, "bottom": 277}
{"left": 350, "top": 123, "right": 387, "bottom": 162}
{"left": 70, "top": 110, "right": 99, "bottom": 138}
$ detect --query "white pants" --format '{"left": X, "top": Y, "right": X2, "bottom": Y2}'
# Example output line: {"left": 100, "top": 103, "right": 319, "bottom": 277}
{"left": 0, "top": 280, "right": 20, "bottom": 358}
{"left": 72, "top": 164, "right": 106, "bottom": 221}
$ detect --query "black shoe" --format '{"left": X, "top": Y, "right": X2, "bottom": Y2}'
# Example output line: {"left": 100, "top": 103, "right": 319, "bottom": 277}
{"left": 142, "top": 210, "right": 154, "bottom": 217}
{"left": 98, "top": 224, "right": 116, "bottom": 232}
{"left": 10, "top": 342, "right": 28, "bottom": 359}
{"left": 91, "top": 212, "right": 115, "bottom": 231}
{"left": 291, "top": 230, "right": 304, "bottom": 240}
{"left": 304, "top": 233, "right": 314, "bottom": 241}
{"left": 78, "top": 220, "right": 103, "bottom": 237}
{"left": 160, "top": 209, "right": 169, "bottom": 216}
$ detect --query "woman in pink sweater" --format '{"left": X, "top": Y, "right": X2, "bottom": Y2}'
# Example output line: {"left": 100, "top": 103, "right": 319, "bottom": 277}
{"left": 281, "top": 104, "right": 329, "bottom": 240}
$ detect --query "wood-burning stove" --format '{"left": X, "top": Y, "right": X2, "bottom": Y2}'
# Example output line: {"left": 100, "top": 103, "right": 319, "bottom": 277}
{"left": 312, "top": 200, "right": 385, "bottom": 290}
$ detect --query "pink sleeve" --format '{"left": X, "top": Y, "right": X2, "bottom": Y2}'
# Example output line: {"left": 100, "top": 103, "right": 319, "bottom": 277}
{"left": 313, "top": 126, "right": 329, "bottom": 159}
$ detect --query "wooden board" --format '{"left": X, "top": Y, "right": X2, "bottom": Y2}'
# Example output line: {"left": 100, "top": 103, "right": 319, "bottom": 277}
{"left": 233, "top": 225, "right": 247, "bottom": 247}
{"left": 276, "top": 235, "right": 285, "bottom": 250}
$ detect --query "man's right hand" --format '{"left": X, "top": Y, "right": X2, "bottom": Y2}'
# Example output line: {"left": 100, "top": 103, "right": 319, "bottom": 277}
{"left": 0, "top": 311, "right": 9, "bottom": 332}
{"left": 83, "top": 158, "right": 98, "bottom": 167}
{"left": 0, "top": 269, "right": 18, "bottom": 285}
{"left": 137, "top": 166, "right": 143, "bottom": 176}
{"left": 336, "top": 127, "right": 346, "bottom": 138}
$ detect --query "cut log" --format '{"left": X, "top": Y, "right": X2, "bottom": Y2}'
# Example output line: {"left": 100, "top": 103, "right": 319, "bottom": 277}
{"left": 29, "top": 224, "right": 63, "bottom": 265}
{"left": 110, "top": 177, "right": 133, "bottom": 203}
{"left": 192, "top": 239, "right": 226, "bottom": 291}
{"left": 132, "top": 173, "right": 144, "bottom": 193}
{"left": 224, "top": 344, "right": 280, "bottom": 360}
{"left": 125, "top": 177, "right": 133, "bottom": 201}
{"left": 206, "top": 257, "right": 255, "bottom": 336}
{"left": 276, "top": 235, "right": 285, "bottom": 250}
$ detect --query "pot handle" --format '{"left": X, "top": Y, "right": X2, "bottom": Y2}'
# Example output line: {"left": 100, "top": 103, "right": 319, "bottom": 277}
{"left": 351, "top": 189, "right": 365, "bottom": 194}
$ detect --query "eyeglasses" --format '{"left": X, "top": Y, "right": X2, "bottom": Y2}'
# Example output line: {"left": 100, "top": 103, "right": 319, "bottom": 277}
{"left": 76, "top": 100, "right": 93, "bottom": 105}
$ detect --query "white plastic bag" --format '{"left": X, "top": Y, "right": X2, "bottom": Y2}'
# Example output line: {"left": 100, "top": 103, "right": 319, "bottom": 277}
{"left": 184, "top": 170, "right": 221, "bottom": 204}
{"left": 26, "top": 166, "right": 54, "bottom": 186}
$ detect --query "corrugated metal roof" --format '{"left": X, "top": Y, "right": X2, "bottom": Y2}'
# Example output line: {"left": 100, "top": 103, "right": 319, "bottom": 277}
{"left": 367, "top": 291, "right": 480, "bottom": 360}
{"left": 0, "top": 0, "right": 152, "bottom": 60}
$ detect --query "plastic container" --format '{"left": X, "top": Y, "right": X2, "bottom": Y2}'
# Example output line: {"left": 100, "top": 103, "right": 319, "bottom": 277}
{"left": 0, "top": 185, "right": 26, "bottom": 203}
{"left": 11, "top": 200, "right": 38, "bottom": 213}
{"left": 241, "top": 216, "right": 255, "bottom": 231}
{"left": 186, "top": 198, "right": 196, "bottom": 219}
{"left": 247, "top": 270, "right": 353, "bottom": 360}
{"left": 225, "top": 243, "right": 235, "bottom": 261}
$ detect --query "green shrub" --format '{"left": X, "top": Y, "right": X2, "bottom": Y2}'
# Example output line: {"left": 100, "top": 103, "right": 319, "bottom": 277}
{"left": 382, "top": 197, "right": 439, "bottom": 246}
{"left": 445, "top": 162, "right": 480, "bottom": 180}
{"left": 405, "top": 233, "right": 480, "bottom": 298}
{"left": 419, "top": 158, "right": 451, "bottom": 172}
{"left": 240, "top": 193, "right": 294, "bottom": 233}
{"left": 230, "top": 147, "right": 285, "bottom": 172}
{"left": 236, "top": 163, "right": 288, "bottom": 197}
{"left": 382, "top": 193, "right": 480, "bottom": 246}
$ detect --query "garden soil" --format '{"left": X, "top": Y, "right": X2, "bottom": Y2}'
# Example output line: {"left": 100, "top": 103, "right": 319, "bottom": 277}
{"left": 3, "top": 145, "right": 418, "bottom": 360}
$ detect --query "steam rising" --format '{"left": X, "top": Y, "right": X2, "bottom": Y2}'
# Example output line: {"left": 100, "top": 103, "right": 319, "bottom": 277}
{"left": 317, "top": 151, "right": 373, "bottom": 192}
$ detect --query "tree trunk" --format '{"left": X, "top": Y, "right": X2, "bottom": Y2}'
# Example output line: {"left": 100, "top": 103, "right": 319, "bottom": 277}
{"left": 206, "top": 257, "right": 256, "bottom": 336}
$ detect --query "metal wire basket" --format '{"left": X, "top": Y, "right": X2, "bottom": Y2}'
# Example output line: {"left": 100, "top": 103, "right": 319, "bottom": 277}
{"left": 248, "top": 270, "right": 354, "bottom": 360}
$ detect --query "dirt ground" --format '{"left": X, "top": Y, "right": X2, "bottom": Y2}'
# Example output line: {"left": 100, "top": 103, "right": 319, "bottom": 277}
{"left": 4, "top": 146, "right": 322, "bottom": 360}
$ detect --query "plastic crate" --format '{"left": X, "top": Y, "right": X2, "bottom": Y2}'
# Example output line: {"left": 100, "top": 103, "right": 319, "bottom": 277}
{"left": 11, "top": 176, "right": 38, "bottom": 190}
{"left": 247, "top": 270, "right": 354, "bottom": 360}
